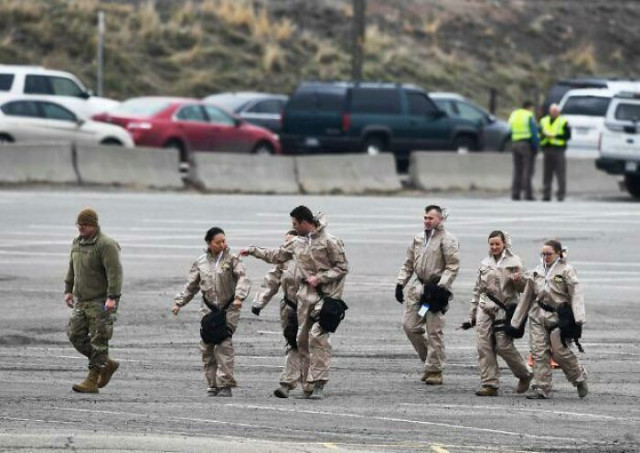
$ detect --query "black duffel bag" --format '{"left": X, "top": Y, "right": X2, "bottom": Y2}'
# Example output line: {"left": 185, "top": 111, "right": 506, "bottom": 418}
{"left": 282, "top": 298, "right": 299, "bottom": 349}
{"left": 318, "top": 295, "right": 348, "bottom": 333}
{"left": 557, "top": 303, "right": 584, "bottom": 352}
{"left": 421, "top": 281, "right": 451, "bottom": 313}
{"left": 489, "top": 293, "right": 527, "bottom": 339}
{"left": 200, "top": 299, "right": 232, "bottom": 345}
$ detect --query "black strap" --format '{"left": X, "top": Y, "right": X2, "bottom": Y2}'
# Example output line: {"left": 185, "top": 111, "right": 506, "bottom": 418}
{"left": 537, "top": 300, "right": 556, "bottom": 312}
{"left": 283, "top": 297, "right": 297, "bottom": 310}
{"left": 202, "top": 295, "right": 234, "bottom": 312}
{"left": 485, "top": 292, "right": 507, "bottom": 311}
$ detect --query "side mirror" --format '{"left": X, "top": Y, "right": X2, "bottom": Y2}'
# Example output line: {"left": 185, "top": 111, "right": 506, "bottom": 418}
{"left": 429, "top": 110, "right": 446, "bottom": 119}
{"left": 76, "top": 117, "right": 86, "bottom": 127}
{"left": 79, "top": 91, "right": 91, "bottom": 99}
{"left": 487, "top": 114, "right": 497, "bottom": 123}
{"left": 234, "top": 117, "right": 243, "bottom": 127}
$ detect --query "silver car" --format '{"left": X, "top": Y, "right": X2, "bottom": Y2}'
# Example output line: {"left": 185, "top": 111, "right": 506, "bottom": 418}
{"left": 203, "top": 92, "right": 288, "bottom": 134}
{"left": 0, "top": 96, "right": 133, "bottom": 147}
{"left": 430, "top": 92, "right": 511, "bottom": 151}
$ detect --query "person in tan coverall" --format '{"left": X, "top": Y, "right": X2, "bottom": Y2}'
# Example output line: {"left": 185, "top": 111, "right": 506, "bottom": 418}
{"left": 241, "top": 206, "right": 348, "bottom": 400}
{"left": 395, "top": 205, "right": 460, "bottom": 385}
{"left": 251, "top": 230, "right": 302, "bottom": 399}
{"left": 462, "top": 230, "right": 532, "bottom": 396}
{"left": 172, "top": 227, "right": 251, "bottom": 397}
{"left": 506, "top": 239, "right": 588, "bottom": 399}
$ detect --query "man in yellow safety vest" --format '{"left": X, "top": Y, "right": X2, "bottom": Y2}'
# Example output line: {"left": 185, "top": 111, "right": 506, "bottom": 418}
{"left": 539, "top": 104, "right": 571, "bottom": 201}
{"left": 508, "top": 101, "right": 539, "bottom": 201}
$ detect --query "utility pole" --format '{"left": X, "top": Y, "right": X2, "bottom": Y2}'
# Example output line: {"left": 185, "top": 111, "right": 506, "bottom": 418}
{"left": 351, "top": 0, "right": 366, "bottom": 82}
{"left": 97, "top": 11, "right": 104, "bottom": 97}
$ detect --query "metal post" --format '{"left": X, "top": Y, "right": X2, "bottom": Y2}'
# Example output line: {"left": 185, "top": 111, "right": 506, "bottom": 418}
{"left": 97, "top": 11, "right": 104, "bottom": 97}
{"left": 351, "top": 0, "right": 366, "bottom": 82}
{"left": 489, "top": 88, "right": 497, "bottom": 114}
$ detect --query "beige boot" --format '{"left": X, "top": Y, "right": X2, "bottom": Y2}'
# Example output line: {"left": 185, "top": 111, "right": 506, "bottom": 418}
{"left": 475, "top": 386, "right": 498, "bottom": 397}
{"left": 424, "top": 372, "right": 443, "bottom": 385}
{"left": 97, "top": 359, "right": 120, "bottom": 389}
{"left": 72, "top": 368, "right": 100, "bottom": 393}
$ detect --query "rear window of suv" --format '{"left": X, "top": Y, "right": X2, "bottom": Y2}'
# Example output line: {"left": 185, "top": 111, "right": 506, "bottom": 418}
{"left": 562, "top": 96, "right": 611, "bottom": 116}
{"left": 0, "top": 74, "right": 14, "bottom": 91}
{"left": 351, "top": 88, "right": 401, "bottom": 114}
{"left": 614, "top": 103, "right": 640, "bottom": 121}
{"left": 287, "top": 87, "right": 345, "bottom": 112}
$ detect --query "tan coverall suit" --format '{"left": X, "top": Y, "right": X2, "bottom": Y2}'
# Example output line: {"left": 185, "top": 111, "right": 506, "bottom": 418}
{"left": 247, "top": 215, "right": 348, "bottom": 392}
{"left": 252, "top": 259, "right": 302, "bottom": 390}
{"left": 510, "top": 259, "right": 586, "bottom": 397}
{"left": 469, "top": 249, "right": 531, "bottom": 389}
{"left": 174, "top": 248, "right": 251, "bottom": 389}
{"left": 397, "top": 224, "right": 460, "bottom": 374}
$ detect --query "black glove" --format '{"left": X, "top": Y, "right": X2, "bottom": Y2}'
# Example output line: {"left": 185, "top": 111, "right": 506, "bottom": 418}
{"left": 251, "top": 306, "right": 261, "bottom": 316}
{"left": 460, "top": 319, "right": 476, "bottom": 330}
{"left": 504, "top": 324, "right": 521, "bottom": 338}
{"left": 395, "top": 284, "right": 404, "bottom": 304}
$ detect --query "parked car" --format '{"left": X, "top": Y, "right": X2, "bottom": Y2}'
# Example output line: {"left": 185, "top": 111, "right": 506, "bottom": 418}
{"left": 596, "top": 91, "right": 640, "bottom": 199}
{"left": 543, "top": 77, "right": 640, "bottom": 114}
{"left": 558, "top": 88, "right": 619, "bottom": 155}
{"left": 280, "top": 81, "right": 481, "bottom": 168}
{"left": 92, "top": 97, "right": 281, "bottom": 163}
{"left": 203, "top": 92, "right": 288, "bottom": 134}
{"left": 0, "top": 65, "right": 120, "bottom": 117}
{"left": 430, "top": 92, "right": 511, "bottom": 151}
{"left": 0, "top": 96, "right": 133, "bottom": 147}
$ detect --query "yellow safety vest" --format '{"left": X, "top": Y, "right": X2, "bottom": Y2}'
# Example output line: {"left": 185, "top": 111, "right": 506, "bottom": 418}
{"left": 508, "top": 108, "right": 534, "bottom": 141}
{"left": 539, "top": 115, "right": 568, "bottom": 147}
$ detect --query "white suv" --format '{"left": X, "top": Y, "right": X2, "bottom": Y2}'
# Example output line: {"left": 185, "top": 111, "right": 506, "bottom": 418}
{"left": 0, "top": 65, "right": 119, "bottom": 117}
{"left": 596, "top": 92, "right": 640, "bottom": 199}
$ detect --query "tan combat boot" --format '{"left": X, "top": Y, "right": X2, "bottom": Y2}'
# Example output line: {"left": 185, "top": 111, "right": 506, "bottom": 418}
{"left": 97, "top": 359, "right": 120, "bottom": 388}
{"left": 72, "top": 368, "right": 100, "bottom": 393}
{"left": 475, "top": 386, "right": 498, "bottom": 397}
{"left": 424, "top": 372, "right": 443, "bottom": 385}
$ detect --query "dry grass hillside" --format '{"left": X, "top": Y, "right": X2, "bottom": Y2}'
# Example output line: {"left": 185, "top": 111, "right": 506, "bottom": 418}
{"left": 1, "top": 0, "right": 639, "bottom": 116}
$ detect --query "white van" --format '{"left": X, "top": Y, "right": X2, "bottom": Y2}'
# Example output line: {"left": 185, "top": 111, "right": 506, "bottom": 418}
{"left": 596, "top": 91, "right": 640, "bottom": 199}
{"left": 0, "top": 65, "right": 119, "bottom": 117}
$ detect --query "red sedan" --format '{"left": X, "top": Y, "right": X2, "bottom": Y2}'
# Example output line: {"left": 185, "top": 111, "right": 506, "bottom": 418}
{"left": 92, "top": 97, "right": 281, "bottom": 163}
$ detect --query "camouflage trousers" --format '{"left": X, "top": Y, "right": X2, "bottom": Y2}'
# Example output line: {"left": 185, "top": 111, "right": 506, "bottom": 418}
{"left": 67, "top": 298, "right": 116, "bottom": 370}
{"left": 279, "top": 300, "right": 302, "bottom": 389}
{"left": 200, "top": 304, "right": 240, "bottom": 389}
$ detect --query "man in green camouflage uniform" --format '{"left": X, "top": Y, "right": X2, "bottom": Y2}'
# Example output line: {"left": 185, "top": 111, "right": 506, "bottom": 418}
{"left": 64, "top": 208, "right": 122, "bottom": 393}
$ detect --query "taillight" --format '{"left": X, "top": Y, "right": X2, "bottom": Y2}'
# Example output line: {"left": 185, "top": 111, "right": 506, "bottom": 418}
{"left": 342, "top": 113, "right": 351, "bottom": 132}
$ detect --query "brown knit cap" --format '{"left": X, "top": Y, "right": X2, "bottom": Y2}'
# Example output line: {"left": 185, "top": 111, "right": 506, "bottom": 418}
{"left": 76, "top": 208, "right": 99, "bottom": 226}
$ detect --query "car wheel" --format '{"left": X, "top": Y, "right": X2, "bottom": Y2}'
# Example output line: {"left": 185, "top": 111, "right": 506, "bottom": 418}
{"left": 453, "top": 135, "right": 477, "bottom": 152}
{"left": 624, "top": 174, "right": 640, "bottom": 199}
{"left": 100, "top": 138, "right": 123, "bottom": 146}
{"left": 0, "top": 134, "right": 14, "bottom": 145}
{"left": 253, "top": 141, "right": 274, "bottom": 155}
{"left": 362, "top": 136, "right": 385, "bottom": 155}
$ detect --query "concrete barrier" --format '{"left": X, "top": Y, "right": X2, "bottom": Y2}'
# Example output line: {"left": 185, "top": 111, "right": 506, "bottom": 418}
{"left": 409, "top": 151, "right": 622, "bottom": 195}
{"left": 193, "top": 152, "right": 299, "bottom": 194}
{"left": 75, "top": 145, "right": 183, "bottom": 189}
{"left": 0, "top": 143, "right": 77, "bottom": 184}
{"left": 295, "top": 154, "right": 401, "bottom": 194}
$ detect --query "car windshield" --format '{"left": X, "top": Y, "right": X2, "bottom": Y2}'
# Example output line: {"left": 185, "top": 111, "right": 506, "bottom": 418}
{"left": 615, "top": 103, "right": 640, "bottom": 121}
{"left": 112, "top": 99, "right": 172, "bottom": 117}
{"left": 562, "top": 96, "right": 611, "bottom": 116}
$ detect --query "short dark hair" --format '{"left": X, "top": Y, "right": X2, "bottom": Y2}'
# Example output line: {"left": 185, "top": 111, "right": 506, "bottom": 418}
{"left": 425, "top": 205, "right": 442, "bottom": 215}
{"left": 523, "top": 100, "right": 534, "bottom": 109}
{"left": 488, "top": 230, "right": 506, "bottom": 242}
{"left": 544, "top": 239, "right": 563, "bottom": 255}
{"left": 290, "top": 205, "right": 314, "bottom": 224}
{"left": 204, "top": 227, "right": 225, "bottom": 243}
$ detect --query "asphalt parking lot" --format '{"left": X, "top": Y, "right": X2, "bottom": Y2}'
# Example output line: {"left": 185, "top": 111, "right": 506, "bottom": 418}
{"left": 1, "top": 190, "right": 639, "bottom": 452}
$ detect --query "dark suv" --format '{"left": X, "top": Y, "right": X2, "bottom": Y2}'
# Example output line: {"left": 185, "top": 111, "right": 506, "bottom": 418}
{"left": 280, "top": 82, "right": 482, "bottom": 166}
